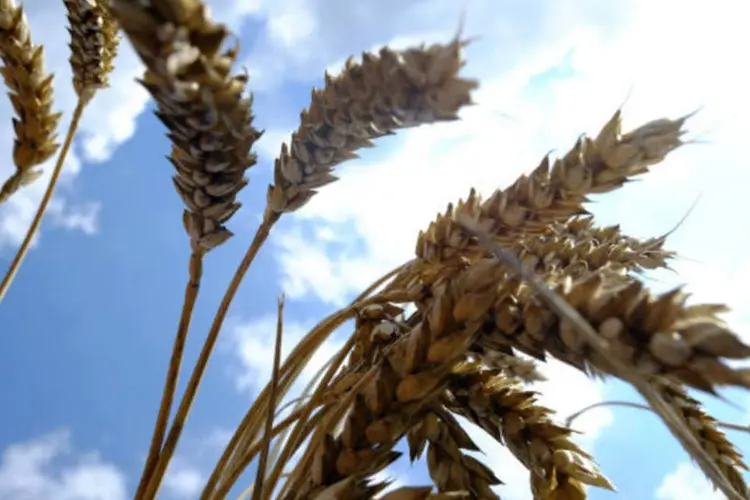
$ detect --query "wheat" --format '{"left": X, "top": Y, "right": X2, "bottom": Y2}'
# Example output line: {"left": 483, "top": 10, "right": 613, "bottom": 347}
{"left": 64, "top": 0, "right": 119, "bottom": 102}
{"left": 107, "top": 1, "right": 264, "bottom": 497}
{"left": 2, "top": 3, "right": 748, "bottom": 499}
{"left": 657, "top": 381, "right": 748, "bottom": 495}
{"left": 266, "top": 38, "right": 478, "bottom": 214}
{"left": 0, "top": 0, "right": 118, "bottom": 305}
{"left": 407, "top": 408, "right": 500, "bottom": 497}
{"left": 416, "top": 111, "right": 688, "bottom": 264}
{"left": 111, "top": 0, "right": 260, "bottom": 252}
{"left": 446, "top": 362, "right": 613, "bottom": 499}
{"left": 0, "top": 0, "right": 61, "bottom": 204}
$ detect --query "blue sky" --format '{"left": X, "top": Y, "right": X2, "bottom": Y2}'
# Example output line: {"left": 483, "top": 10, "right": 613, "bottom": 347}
{"left": 1, "top": 0, "right": 750, "bottom": 498}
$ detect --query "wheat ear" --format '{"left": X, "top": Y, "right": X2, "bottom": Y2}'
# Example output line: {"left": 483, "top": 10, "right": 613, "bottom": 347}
{"left": 418, "top": 111, "right": 689, "bottom": 264}
{"left": 201, "top": 265, "right": 407, "bottom": 498}
{"left": 0, "top": 0, "right": 117, "bottom": 304}
{"left": 407, "top": 407, "right": 501, "bottom": 497}
{"left": 0, "top": 0, "right": 62, "bottom": 203}
{"left": 566, "top": 391, "right": 748, "bottom": 496}
{"left": 446, "top": 362, "right": 612, "bottom": 499}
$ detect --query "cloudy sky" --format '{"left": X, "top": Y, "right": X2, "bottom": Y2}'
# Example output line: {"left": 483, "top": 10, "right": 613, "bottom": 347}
{"left": 1, "top": 0, "right": 749, "bottom": 498}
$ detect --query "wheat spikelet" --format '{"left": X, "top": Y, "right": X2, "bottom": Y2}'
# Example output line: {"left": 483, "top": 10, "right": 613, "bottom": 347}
{"left": 407, "top": 409, "right": 501, "bottom": 498}
{"left": 657, "top": 381, "right": 748, "bottom": 495}
{"left": 0, "top": 0, "right": 61, "bottom": 203}
{"left": 266, "top": 38, "right": 477, "bottom": 214}
{"left": 416, "top": 111, "right": 688, "bottom": 263}
{"left": 446, "top": 362, "right": 613, "bottom": 499}
{"left": 110, "top": 0, "right": 261, "bottom": 252}
{"left": 64, "top": 0, "right": 120, "bottom": 102}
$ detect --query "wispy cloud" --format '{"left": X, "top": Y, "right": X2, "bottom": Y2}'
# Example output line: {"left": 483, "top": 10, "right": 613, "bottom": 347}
{"left": 0, "top": 430, "right": 127, "bottom": 500}
{"left": 655, "top": 462, "right": 725, "bottom": 500}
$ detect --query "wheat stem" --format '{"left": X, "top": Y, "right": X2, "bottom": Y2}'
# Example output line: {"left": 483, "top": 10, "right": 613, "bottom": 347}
{"left": 0, "top": 97, "right": 85, "bottom": 304}
{"left": 140, "top": 210, "right": 281, "bottom": 499}
{"left": 252, "top": 295, "right": 285, "bottom": 500}
{"left": 566, "top": 400, "right": 750, "bottom": 435}
{"left": 134, "top": 249, "right": 204, "bottom": 499}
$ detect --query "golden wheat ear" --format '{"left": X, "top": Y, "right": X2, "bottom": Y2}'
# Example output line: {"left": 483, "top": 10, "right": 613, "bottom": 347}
{"left": 407, "top": 407, "right": 501, "bottom": 498}
{"left": 446, "top": 364, "right": 613, "bottom": 499}
{"left": 0, "top": 0, "right": 119, "bottom": 304}
{"left": 0, "top": 0, "right": 62, "bottom": 205}
{"left": 65, "top": 0, "right": 120, "bottom": 102}
{"left": 417, "top": 110, "right": 689, "bottom": 264}
{"left": 266, "top": 38, "right": 478, "bottom": 215}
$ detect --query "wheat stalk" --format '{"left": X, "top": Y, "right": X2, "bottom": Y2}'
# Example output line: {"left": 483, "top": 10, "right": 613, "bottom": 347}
{"left": 125, "top": 31, "right": 478, "bottom": 500}
{"left": 0, "top": 0, "right": 117, "bottom": 305}
{"left": 106, "top": 0, "right": 263, "bottom": 496}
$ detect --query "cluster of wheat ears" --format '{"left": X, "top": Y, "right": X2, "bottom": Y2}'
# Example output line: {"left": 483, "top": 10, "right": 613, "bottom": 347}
{"left": 0, "top": 0, "right": 748, "bottom": 499}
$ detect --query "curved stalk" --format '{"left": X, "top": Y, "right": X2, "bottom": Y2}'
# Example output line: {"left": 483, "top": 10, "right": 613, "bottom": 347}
{"left": 134, "top": 250, "right": 204, "bottom": 498}
{"left": 0, "top": 98, "right": 86, "bottom": 304}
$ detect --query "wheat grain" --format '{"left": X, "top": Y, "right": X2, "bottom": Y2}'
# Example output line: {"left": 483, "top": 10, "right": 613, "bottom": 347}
{"left": 0, "top": 0, "right": 61, "bottom": 203}
{"left": 266, "top": 38, "right": 478, "bottom": 214}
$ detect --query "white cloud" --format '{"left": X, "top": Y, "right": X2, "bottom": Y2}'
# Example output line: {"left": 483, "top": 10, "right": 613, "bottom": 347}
{"left": 655, "top": 462, "right": 724, "bottom": 500}
{"left": 226, "top": 313, "right": 345, "bottom": 395}
{"left": 47, "top": 200, "right": 101, "bottom": 236}
{"left": 162, "top": 459, "right": 204, "bottom": 499}
{"left": 0, "top": 430, "right": 127, "bottom": 500}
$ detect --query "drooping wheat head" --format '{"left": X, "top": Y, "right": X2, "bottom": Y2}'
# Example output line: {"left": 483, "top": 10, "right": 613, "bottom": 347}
{"left": 446, "top": 362, "right": 613, "bottom": 499}
{"left": 0, "top": 0, "right": 61, "bottom": 204}
{"left": 656, "top": 380, "right": 748, "bottom": 495}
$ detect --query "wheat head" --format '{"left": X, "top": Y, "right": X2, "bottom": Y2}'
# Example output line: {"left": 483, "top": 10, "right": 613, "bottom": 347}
{"left": 446, "top": 362, "right": 613, "bottom": 499}
{"left": 0, "top": 0, "right": 61, "bottom": 203}
{"left": 64, "top": 0, "right": 120, "bottom": 102}
{"left": 110, "top": 0, "right": 261, "bottom": 252}
{"left": 266, "top": 39, "right": 478, "bottom": 215}
{"left": 416, "top": 111, "right": 688, "bottom": 264}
